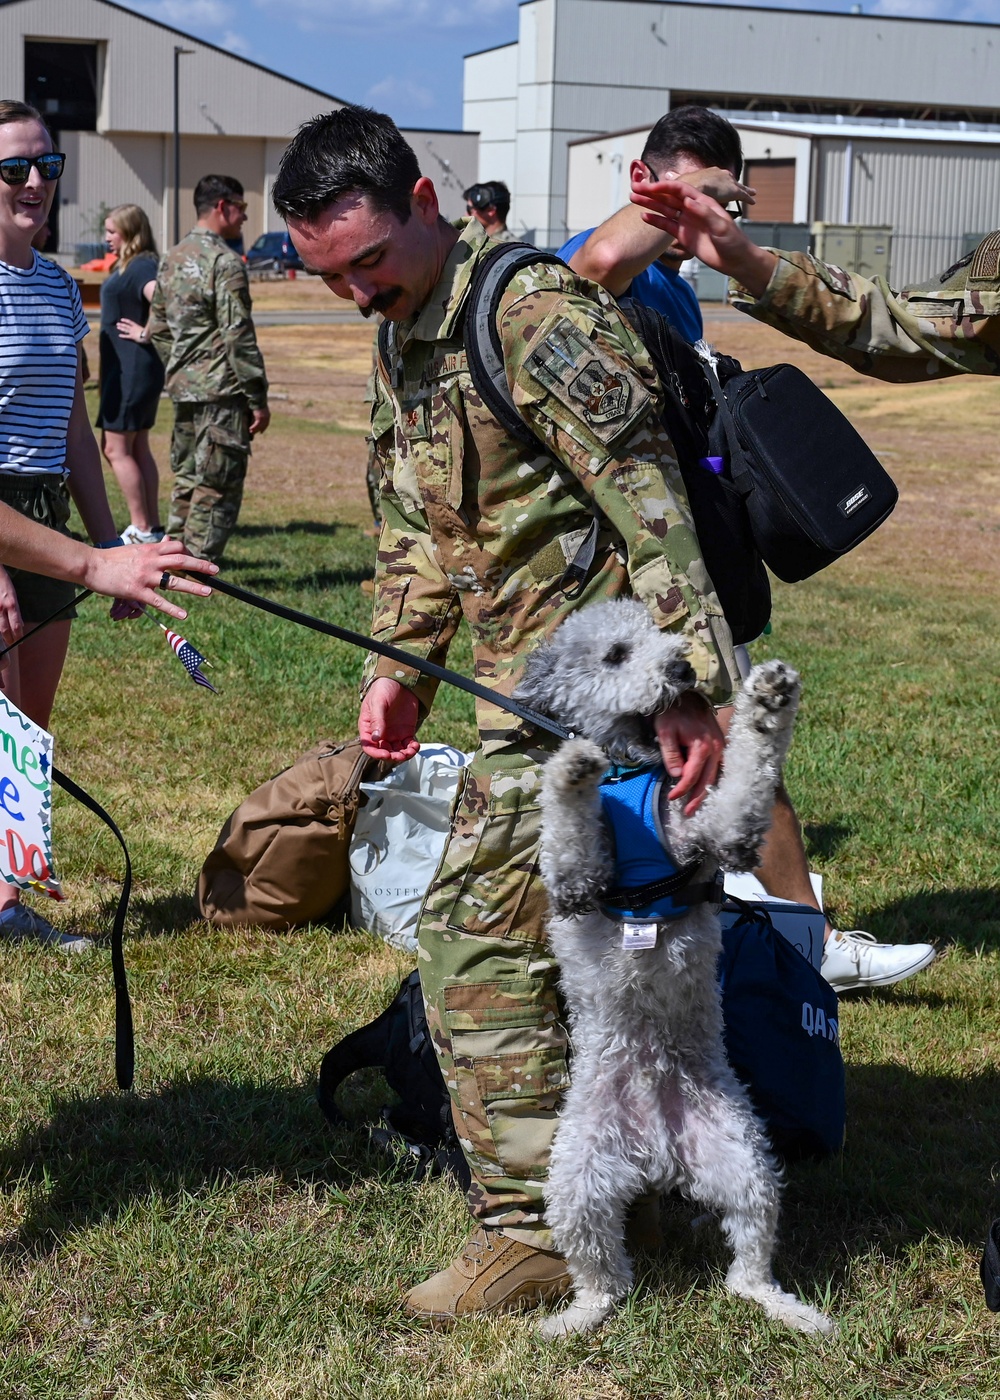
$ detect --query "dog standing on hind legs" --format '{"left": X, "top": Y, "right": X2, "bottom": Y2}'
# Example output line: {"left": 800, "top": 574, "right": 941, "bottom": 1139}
{"left": 514, "top": 598, "right": 834, "bottom": 1340}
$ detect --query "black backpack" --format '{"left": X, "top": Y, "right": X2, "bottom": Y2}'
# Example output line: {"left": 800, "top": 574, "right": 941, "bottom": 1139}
{"left": 384, "top": 242, "right": 897, "bottom": 646}
{"left": 317, "top": 970, "right": 471, "bottom": 1189}
{"left": 320, "top": 934, "right": 843, "bottom": 1170}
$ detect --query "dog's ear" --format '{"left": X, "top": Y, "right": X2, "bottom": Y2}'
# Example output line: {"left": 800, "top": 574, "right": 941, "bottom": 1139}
{"left": 513, "top": 641, "right": 556, "bottom": 713}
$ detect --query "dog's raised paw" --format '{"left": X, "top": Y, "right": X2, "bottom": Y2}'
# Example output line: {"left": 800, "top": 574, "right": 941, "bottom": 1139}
{"left": 745, "top": 660, "right": 801, "bottom": 725}
{"left": 545, "top": 738, "right": 607, "bottom": 793}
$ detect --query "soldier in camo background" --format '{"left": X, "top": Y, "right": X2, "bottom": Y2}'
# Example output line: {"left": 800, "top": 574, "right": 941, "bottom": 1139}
{"left": 463, "top": 180, "right": 521, "bottom": 245}
{"left": 275, "top": 106, "right": 737, "bottom": 1323}
{"left": 147, "top": 174, "right": 270, "bottom": 563}
{"left": 629, "top": 175, "right": 1000, "bottom": 379}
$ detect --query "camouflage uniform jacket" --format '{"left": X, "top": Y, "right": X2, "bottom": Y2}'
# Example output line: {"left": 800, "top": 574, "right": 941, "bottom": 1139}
{"left": 148, "top": 227, "right": 268, "bottom": 408}
{"left": 366, "top": 218, "right": 737, "bottom": 735}
{"left": 730, "top": 233, "right": 1000, "bottom": 382}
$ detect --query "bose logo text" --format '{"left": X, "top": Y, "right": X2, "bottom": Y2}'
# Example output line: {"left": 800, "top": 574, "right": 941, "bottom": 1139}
{"left": 838, "top": 485, "right": 871, "bottom": 517}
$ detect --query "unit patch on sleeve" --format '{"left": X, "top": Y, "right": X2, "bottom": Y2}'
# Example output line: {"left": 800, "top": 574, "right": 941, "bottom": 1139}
{"left": 568, "top": 360, "right": 631, "bottom": 424}
{"left": 969, "top": 230, "right": 1000, "bottom": 285}
{"left": 524, "top": 316, "right": 652, "bottom": 445}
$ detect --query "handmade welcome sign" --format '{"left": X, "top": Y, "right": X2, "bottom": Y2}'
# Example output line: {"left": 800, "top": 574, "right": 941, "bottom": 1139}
{"left": 0, "top": 693, "right": 62, "bottom": 900}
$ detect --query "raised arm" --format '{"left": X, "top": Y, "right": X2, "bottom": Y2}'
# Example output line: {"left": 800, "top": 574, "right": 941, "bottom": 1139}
{"left": 631, "top": 175, "right": 1000, "bottom": 382}
{"left": 570, "top": 166, "right": 755, "bottom": 297}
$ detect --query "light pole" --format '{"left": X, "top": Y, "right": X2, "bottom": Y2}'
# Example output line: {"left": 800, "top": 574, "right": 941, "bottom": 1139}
{"left": 173, "top": 45, "right": 194, "bottom": 244}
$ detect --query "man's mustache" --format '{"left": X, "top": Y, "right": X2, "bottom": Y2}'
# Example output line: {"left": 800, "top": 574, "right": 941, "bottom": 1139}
{"left": 360, "top": 287, "right": 403, "bottom": 318}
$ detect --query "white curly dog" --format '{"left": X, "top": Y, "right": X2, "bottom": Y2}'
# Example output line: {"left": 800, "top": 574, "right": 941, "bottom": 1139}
{"left": 514, "top": 598, "right": 834, "bottom": 1340}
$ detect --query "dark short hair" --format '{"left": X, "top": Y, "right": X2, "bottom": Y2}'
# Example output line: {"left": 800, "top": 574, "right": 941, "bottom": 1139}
{"left": 272, "top": 105, "right": 421, "bottom": 224}
{"left": 464, "top": 180, "right": 511, "bottom": 221}
{"left": 642, "top": 106, "right": 743, "bottom": 181}
{"left": 194, "top": 174, "right": 245, "bottom": 215}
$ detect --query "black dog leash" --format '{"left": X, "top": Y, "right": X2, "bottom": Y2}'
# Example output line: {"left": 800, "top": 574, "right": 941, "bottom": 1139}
{"left": 207, "top": 575, "right": 573, "bottom": 742}
{"left": 52, "top": 766, "right": 134, "bottom": 1089}
{"left": 6, "top": 574, "right": 576, "bottom": 1092}
{"left": 0, "top": 591, "right": 136, "bottom": 1088}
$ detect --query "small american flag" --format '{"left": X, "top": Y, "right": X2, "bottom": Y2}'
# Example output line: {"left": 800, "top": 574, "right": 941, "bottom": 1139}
{"left": 161, "top": 626, "right": 218, "bottom": 693}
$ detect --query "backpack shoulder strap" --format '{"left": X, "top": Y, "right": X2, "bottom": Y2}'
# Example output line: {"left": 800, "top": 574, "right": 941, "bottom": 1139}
{"left": 376, "top": 316, "right": 401, "bottom": 390}
{"left": 462, "top": 241, "right": 565, "bottom": 450}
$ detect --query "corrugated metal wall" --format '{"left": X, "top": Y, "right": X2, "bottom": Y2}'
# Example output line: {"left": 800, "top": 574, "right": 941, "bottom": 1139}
{"left": 814, "top": 140, "right": 1000, "bottom": 284}
{"left": 550, "top": 0, "right": 999, "bottom": 110}
{"left": 477, "top": 0, "right": 1000, "bottom": 251}
{"left": 57, "top": 129, "right": 165, "bottom": 257}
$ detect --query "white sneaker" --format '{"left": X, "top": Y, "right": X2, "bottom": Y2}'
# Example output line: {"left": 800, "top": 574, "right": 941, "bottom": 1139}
{"left": 120, "top": 524, "right": 165, "bottom": 545}
{"left": 821, "top": 929, "right": 936, "bottom": 994}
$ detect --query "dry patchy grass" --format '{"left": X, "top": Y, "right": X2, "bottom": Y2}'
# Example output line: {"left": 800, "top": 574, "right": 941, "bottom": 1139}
{"left": 3, "top": 311, "right": 999, "bottom": 1399}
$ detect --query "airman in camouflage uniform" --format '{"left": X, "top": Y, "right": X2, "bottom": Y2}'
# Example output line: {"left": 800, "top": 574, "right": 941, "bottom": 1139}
{"left": 362, "top": 220, "right": 736, "bottom": 1244}
{"left": 275, "top": 106, "right": 736, "bottom": 1320}
{"left": 729, "top": 233, "right": 1000, "bottom": 380}
{"left": 148, "top": 177, "right": 269, "bottom": 562}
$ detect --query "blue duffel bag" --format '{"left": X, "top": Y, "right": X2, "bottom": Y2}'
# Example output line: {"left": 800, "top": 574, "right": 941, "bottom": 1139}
{"left": 719, "top": 899, "right": 846, "bottom": 1161}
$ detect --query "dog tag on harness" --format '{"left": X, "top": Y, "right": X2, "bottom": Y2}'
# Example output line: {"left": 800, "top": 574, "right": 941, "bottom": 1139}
{"left": 622, "top": 921, "right": 658, "bottom": 951}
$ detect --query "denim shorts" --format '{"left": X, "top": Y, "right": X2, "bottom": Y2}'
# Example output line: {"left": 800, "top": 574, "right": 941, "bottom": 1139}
{"left": 0, "top": 472, "right": 79, "bottom": 622}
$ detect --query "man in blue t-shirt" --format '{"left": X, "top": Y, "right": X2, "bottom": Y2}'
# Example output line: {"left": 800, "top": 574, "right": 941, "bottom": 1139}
{"left": 558, "top": 106, "right": 936, "bottom": 995}
{"left": 558, "top": 106, "right": 749, "bottom": 343}
{"left": 559, "top": 223, "right": 704, "bottom": 342}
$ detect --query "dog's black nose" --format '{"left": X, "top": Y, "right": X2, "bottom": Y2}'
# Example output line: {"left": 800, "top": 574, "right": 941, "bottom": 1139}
{"left": 666, "top": 659, "right": 696, "bottom": 686}
{"left": 603, "top": 643, "right": 630, "bottom": 667}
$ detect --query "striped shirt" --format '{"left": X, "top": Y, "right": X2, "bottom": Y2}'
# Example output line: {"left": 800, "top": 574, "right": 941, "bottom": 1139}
{"left": 0, "top": 251, "right": 89, "bottom": 475}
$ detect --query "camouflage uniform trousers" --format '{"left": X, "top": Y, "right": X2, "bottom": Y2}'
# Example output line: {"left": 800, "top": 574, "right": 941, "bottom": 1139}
{"left": 418, "top": 736, "right": 569, "bottom": 1249}
{"left": 167, "top": 397, "right": 251, "bottom": 562}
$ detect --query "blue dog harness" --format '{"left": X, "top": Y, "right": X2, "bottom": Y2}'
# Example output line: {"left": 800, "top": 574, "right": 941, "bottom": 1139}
{"left": 599, "top": 762, "right": 722, "bottom": 920}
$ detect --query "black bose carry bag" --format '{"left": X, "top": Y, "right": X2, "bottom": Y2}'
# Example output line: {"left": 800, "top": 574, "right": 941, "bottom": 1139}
{"left": 705, "top": 361, "right": 898, "bottom": 583}
{"left": 451, "top": 242, "right": 897, "bottom": 636}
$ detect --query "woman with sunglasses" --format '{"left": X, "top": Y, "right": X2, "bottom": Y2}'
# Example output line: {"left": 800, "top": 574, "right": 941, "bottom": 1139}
{"left": 97, "top": 204, "right": 166, "bottom": 546}
{"left": 0, "top": 99, "right": 153, "bottom": 949}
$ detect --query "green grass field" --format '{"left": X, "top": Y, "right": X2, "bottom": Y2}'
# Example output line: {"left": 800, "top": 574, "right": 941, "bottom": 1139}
{"left": 1, "top": 324, "right": 999, "bottom": 1399}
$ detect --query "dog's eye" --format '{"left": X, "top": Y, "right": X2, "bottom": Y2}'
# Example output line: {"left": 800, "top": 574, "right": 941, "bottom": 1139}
{"left": 603, "top": 643, "right": 630, "bottom": 667}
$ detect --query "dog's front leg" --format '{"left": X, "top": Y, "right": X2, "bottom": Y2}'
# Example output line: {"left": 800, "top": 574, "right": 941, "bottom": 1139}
{"left": 540, "top": 738, "right": 614, "bottom": 916}
{"left": 666, "top": 660, "right": 801, "bottom": 872}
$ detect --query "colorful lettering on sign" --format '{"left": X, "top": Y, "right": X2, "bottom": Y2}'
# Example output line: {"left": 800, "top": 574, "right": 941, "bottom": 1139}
{"left": 0, "top": 775, "right": 23, "bottom": 821}
{"left": 0, "top": 730, "right": 46, "bottom": 791}
{"left": 6, "top": 828, "right": 51, "bottom": 882}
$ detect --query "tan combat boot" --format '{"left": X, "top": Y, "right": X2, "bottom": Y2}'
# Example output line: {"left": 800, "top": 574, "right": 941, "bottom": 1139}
{"left": 403, "top": 1225, "right": 572, "bottom": 1323}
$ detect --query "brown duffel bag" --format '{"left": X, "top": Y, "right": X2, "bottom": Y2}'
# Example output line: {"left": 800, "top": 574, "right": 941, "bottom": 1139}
{"left": 197, "top": 738, "right": 390, "bottom": 930}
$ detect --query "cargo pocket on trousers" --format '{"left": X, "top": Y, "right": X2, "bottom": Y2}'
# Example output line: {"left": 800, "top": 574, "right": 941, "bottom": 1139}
{"left": 443, "top": 801, "right": 547, "bottom": 940}
{"left": 446, "top": 977, "right": 569, "bottom": 1180}
{"left": 202, "top": 425, "right": 249, "bottom": 490}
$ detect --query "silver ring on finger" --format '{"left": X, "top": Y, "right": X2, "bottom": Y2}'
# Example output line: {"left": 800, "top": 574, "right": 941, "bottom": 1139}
{"left": 159, "top": 572, "right": 171, "bottom": 590}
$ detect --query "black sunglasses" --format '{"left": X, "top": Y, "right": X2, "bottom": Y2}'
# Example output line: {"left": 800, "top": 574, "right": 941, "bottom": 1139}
{"left": 0, "top": 153, "right": 66, "bottom": 186}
